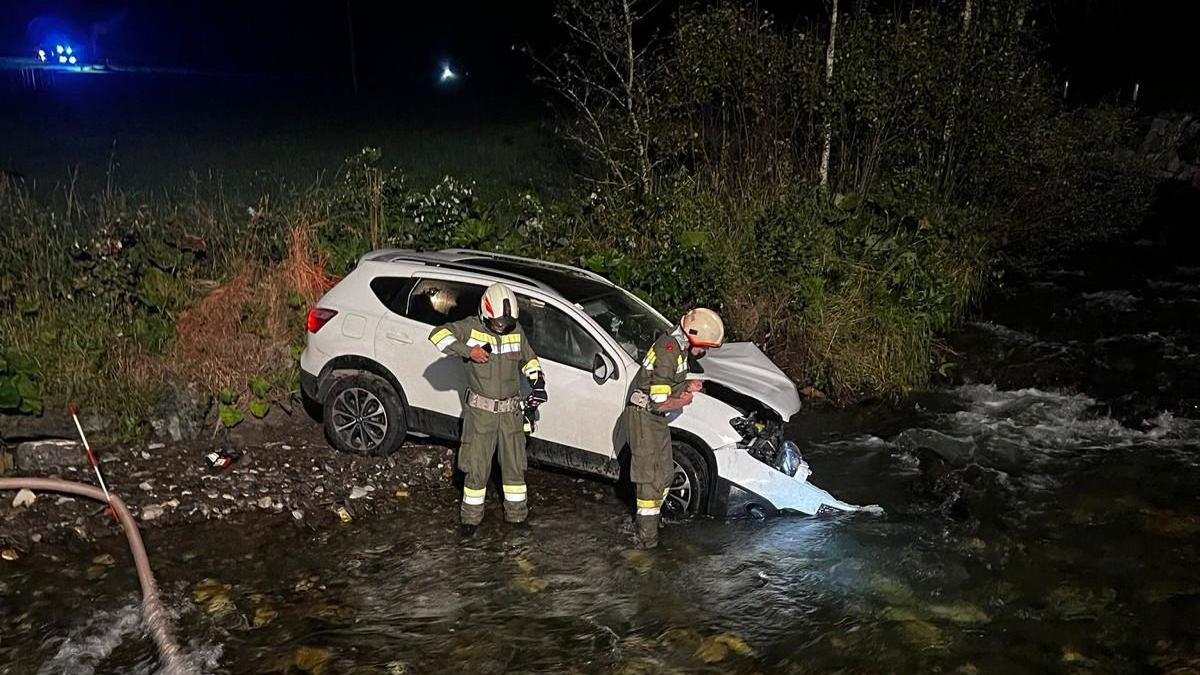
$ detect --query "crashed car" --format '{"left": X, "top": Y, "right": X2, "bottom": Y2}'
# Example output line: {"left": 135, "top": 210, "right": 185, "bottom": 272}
{"left": 300, "top": 249, "right": 867, "bottom": 518}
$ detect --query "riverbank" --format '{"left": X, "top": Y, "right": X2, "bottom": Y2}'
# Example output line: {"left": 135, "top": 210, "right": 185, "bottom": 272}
{"left": 0, "top": 423, "right": 462, "bottom": 555}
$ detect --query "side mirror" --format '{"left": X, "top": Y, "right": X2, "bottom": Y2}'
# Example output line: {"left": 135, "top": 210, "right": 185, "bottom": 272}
{"left": 592, "top": 352, "right": 617, "bottom": 385}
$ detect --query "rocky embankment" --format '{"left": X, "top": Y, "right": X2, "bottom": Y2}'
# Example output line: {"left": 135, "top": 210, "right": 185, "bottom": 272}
{"left": 0, "top": 424, "right": 458, "bottom": 556}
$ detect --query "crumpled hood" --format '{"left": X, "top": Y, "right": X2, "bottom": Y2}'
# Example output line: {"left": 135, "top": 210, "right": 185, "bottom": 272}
{"left": 696, "top": 342, "right": 801, "bottom": 421}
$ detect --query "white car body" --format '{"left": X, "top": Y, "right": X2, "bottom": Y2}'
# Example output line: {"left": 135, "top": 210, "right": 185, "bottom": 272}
{"left": 300, "top": 249, "right": 868, "bottom": 517}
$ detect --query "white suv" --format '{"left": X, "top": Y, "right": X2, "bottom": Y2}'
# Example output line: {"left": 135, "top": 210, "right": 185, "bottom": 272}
{"left": 300, "top": 249, "right": 868, "bottom": 518}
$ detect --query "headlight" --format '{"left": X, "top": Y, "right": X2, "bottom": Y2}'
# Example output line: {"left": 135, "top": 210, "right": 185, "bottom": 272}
{"left": 773, "top": 441, "right": 809, "bottom": 479}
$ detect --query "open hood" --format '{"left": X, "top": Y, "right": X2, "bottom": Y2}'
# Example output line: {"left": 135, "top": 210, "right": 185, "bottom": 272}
{"left": 695, "top": 342, "right": 801, "bottom": 421}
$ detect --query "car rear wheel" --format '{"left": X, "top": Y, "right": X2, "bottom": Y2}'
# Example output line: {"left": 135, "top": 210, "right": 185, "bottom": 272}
{"left": 664, "top": 440, "right": 709, "bottom": 518}
{"left": 323, "top": 372, "right": 406, "bottom": 457}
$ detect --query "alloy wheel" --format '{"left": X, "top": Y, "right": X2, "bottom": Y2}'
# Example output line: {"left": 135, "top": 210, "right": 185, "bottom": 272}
{"left": 331, "top": 387, "right": 388, "bottom": 452}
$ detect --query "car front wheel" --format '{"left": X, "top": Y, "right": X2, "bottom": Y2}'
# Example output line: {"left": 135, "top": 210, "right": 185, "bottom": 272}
{"left": 322, "top": 372, "right": 406, "bottom": 456}
{"left": 664, "top": 440, "right": 710, "bottom": 518}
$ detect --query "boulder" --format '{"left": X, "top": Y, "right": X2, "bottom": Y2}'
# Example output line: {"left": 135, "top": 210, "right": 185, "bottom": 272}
{"left": 150, "top": 382, "right": 212, "bottom": 442}
{"left": 15, "top": 439, "right": 88, "bottom": 471}
{"left": 894, "top": 428, "right": 977, "bottom": 467}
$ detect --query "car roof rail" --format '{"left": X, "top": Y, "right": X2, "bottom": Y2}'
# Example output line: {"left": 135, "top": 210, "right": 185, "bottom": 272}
{"left": 436, "top": 247, "right": 614, "bottom": 283}
{"left": 358, "top": 249, "right": 556, "bottom": 294}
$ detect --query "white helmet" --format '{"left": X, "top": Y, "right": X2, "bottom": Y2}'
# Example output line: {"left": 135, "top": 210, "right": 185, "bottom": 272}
{"left": 680, "top": 308, "right": 725, "bottom": 349}
{"left": 480, "top": 282, "right": 519, "bottom": 334}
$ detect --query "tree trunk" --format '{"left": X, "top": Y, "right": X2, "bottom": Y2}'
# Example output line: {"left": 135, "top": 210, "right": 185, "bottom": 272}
{"left": 938, "top": 0, "right": 973, "bottom": 185}
{"left": 819, "top": 0, "right": 839, "bottom": 190}
{"left": 622, "top": 0, "right": 652, "bottom": 194}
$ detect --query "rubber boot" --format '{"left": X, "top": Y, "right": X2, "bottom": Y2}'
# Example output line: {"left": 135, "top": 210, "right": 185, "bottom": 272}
{"left": 504, "top": 501, "right": 528, "bottom": 524}
{"left": 635, "top": 514, "right": 659, "bottom": 549}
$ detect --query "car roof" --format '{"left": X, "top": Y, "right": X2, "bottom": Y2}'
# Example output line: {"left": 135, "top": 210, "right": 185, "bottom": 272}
{"left": 359, "top": 249, "right": 619, "bottom": 303}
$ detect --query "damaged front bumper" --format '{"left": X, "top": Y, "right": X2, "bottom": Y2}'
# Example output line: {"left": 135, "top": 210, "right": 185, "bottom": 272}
{"left": 711, "top": 419, "right": 881, "bottom": 517}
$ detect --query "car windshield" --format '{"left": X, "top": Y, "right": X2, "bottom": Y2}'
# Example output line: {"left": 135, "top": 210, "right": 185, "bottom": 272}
{"left": 578, "top": 291, "right": 672, "bottom": 360}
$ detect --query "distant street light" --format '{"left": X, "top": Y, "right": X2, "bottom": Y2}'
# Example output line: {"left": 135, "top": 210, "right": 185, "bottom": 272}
{"left": 440, "top": 64, "right": 457, "bottom": 82}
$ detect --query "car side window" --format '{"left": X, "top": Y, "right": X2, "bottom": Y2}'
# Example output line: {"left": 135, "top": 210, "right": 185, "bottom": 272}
{"left": 370, "top": 277, "right": 417, "bottom": 316}
{"left": 406, "top": 278, "right": 485, "bottom": 325}
{"left": 516, "top": 295, "right": 603, "bottom": 371}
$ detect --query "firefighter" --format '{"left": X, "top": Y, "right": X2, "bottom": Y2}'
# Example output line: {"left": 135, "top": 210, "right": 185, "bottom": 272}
{"left": 624, "top": 308, "right": 724, "bottom": 548}
{"left": 428, "top": 283, "right": 547, "bottom": 531}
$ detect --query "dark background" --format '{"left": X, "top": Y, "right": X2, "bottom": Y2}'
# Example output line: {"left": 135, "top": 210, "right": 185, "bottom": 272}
{"left": 2, "top": 1, "right": 1198, "bottom": 107}
{"left": 1, "top": 1, "right": 1197, "bottom": 194}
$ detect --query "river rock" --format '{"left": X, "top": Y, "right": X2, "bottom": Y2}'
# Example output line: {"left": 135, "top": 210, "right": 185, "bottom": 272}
{"left": 141, "top": 504, "right": 165, "bottom": 521}
{"left": 15, "top": 439, "right": 87, "bottom": 471}
{"left": 12, "top": 489, "right": 36, "bottom": 508}
{"left": 895, "top": 428, "right": 977, "bottom": 466}
{"left": 150, "top": 381, "right": 211, "bottom": 442}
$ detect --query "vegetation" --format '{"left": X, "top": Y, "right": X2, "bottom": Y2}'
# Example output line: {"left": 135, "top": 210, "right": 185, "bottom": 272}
{"left": 0, "top": 0, "right": 1155, "bottom": 434}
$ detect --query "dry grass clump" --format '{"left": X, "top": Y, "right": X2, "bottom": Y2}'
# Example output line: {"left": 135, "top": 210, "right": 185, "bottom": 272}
{"left": 172, "top": 220, "right": 335, "bottom": 398}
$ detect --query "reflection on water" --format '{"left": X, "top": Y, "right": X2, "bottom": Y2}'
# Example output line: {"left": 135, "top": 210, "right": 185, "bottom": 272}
{"left": 2, "top": 258, "right": 1199, "bottom": 674}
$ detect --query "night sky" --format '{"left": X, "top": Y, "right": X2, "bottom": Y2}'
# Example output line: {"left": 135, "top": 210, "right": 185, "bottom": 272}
{"left": 1, "top": 1, "right": 1197, "bottom": 108}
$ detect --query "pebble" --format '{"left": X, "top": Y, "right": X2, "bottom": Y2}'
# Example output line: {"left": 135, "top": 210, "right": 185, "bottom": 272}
{"left": 349, "top": 486, "right": 370, "bottom": 500}
{"left": 257, "top": 496, "right": 273, "bottom": 510}
{"left": 147, "top": 443, "right": 165, "bottom": 450}
{"left": 12, "top": 489, "right": 36, "bottom": 508}
{"left": 141, "top": 505, "right": 164, "bottom": 521}
{"left": 292, "top": 510, "right": 305, "bottom": 520}
{"left": 138, "top": 481, "right": 154, "bottom": 492}
{"left": 140, "top": 451, "right": 152, "bottom": 460}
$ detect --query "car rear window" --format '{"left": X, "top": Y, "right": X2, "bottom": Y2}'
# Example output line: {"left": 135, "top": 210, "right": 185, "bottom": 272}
{"left": 406, "top": 278, "right": 486, "bottom": 325}
{"left": 370, "top": 277, "right": 417, "bottom": 315}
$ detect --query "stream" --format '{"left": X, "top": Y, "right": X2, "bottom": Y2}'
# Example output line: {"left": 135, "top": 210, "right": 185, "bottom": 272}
{"left": 2, "top": 242, "right": 1198, "bottom": 674}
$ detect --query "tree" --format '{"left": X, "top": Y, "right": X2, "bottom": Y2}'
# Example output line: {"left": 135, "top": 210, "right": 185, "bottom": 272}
{"left": 532, "top": 0, "right": 661, "bottom": 194}
{"left": 818, "top": 0, "right": 839, "bottom": 189}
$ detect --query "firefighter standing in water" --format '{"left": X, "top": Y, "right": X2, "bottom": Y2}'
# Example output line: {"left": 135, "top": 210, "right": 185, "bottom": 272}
{"left": 624, "top": 308, "right": 724, "bottom": 548}
{"left": 428, "top": 283, "right": 547, "bottom": 531}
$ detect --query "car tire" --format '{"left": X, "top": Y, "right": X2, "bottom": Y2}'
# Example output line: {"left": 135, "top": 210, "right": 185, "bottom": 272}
{"left": 322, "top": 372, "right": 406, "bottom": 457}
{"left": 665, "top": 439, "right": 710, "bottom": 518}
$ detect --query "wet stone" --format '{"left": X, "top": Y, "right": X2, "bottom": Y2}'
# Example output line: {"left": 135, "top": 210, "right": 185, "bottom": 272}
{"left": 14, "top": 439, "right": 87, "bottom": 471}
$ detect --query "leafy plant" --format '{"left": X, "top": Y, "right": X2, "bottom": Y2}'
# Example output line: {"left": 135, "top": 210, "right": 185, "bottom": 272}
{"left": 0, "top": 350, "right": 44, "bottom": 415}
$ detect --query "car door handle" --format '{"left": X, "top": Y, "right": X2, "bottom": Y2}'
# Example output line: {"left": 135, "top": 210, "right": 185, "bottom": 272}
{"left": 386, "top": 330, "right": 412, "bottom": 344}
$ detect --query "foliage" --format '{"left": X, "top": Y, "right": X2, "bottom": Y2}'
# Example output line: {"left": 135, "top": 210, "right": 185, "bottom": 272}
{"left": 0, "top": 349, "right": 44, "bottom": 415}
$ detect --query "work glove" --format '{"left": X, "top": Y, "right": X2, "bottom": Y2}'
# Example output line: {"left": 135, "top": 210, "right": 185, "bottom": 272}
{"left": 527, "top": 386, "right": 548, "bottom": 409}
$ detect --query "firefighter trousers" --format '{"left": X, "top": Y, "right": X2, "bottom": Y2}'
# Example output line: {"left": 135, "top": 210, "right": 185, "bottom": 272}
{"left": 626, "top": 406, "right": 673, "bottom": 548}
{"left": 458, "top": 404, "right": 528, "bottom": 525}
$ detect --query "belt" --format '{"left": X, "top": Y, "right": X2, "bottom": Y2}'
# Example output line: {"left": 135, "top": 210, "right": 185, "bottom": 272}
{"left": 467, "top": 391, "right": 523, "bottom": 414}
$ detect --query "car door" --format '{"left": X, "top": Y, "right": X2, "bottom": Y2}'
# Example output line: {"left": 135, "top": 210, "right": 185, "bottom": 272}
{"left": 372, "top": 275, "right": 485, "bottom": 420}
{"left": 514, "top": 292, "right": 628, "bottom": 461}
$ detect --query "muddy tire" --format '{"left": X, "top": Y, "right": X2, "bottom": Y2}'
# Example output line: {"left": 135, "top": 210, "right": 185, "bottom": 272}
{"left": 323, "top": 372, "right": 406, "bottom": 457}
{"left": 665, "top": 439, "right": 710, "bottom": 518}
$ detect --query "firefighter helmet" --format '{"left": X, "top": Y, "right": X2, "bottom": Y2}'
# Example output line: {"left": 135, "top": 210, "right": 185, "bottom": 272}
{"left": 680, "top": 308, "right": 724, "bottom": 349}
{"left": 480, "top": 282, "right": 519, "bottom": 334}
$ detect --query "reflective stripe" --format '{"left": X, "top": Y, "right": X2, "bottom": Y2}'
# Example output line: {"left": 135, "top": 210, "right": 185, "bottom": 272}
{"left": 496, "top": 343, "right": 521, "bottom": 354}
{"left": 636, "top": 498, "right": 662, "bottom": 509}
{"left": 503, "top": 492, "right": 527, "bottom": 503}
{"left": 462, "top": 486, "right": 486, "bottom": 506}
{"left": 637, "top": 507, "right": 661, "bottom": 516}
{"left": 662, "top": 487, "right": 671, "bottom": 497}
{"left": 643, "top": 350, "right": 657, "bottom": 370}
{"left": 430, "top": 329, "right": 456, "bottom": 351}
{"left": 522, "top": 358, "right": 542, "bottom": 376}
{"left": 676, "top": 355, "right": 687, "bottom": 373}
{"left": 649, "top": 384, "right": 672, "bottom": 396}
{"left": 502, "top": 484, "right": 527, "bottom": 494}
{"left": 500, "top": 334, "right": 522, "bottom": 344}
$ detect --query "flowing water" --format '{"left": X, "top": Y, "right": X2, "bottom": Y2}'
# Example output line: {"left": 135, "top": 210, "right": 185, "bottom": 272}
{"left": 2, "top": 245, "right": 1199, "bottom": 674}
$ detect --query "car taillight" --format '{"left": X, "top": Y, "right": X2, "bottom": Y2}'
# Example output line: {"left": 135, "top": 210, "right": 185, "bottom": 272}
{"left": 307, "top": 307, "right": 338, "bottom": 333}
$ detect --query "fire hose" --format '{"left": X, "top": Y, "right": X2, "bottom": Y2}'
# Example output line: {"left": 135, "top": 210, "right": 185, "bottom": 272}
{"left": 0, "top": 478, "right": 196, "bottom": 675}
